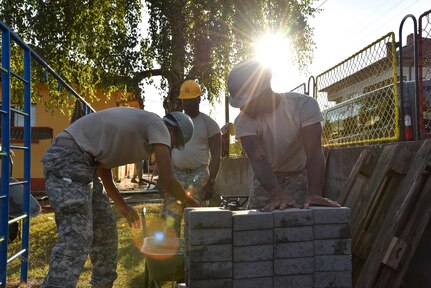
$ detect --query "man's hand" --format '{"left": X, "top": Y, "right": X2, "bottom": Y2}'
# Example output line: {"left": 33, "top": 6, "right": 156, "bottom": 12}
{"left": 117, "top": 203, "right": 141, "bottom": 229}
{"left": 303, "top": 195, "right": 341, "bottom": 209}
{"left": 199, "top": 182, "right": 215, "bottom": 201}
{"left": 261, "top": 189, "right": 299, "bottom": 212}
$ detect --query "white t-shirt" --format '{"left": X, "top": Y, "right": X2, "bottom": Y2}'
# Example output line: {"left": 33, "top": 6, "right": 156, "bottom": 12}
{"left": 234, "top": 92, "right": 323, "bottom": 172}
{"left": 171, "top": 112, "right": 220, "bottom": 170}
{"left": 66, "top": 107, "right": 171, "bottom": 168}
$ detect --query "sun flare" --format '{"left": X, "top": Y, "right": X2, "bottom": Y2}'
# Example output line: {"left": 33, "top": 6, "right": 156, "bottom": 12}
{"left": 254, "top": 33, "right": 300, "bottom": 92}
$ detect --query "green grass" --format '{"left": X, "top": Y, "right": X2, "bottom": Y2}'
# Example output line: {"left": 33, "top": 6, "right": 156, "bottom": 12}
{"left": 6, "top": 203, "right": 177, "bottom": 288}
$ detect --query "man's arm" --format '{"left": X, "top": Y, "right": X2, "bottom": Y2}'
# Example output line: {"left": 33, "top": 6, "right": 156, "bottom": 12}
{"left": 302, "top": 123, "right": 340, "bottom": 208}
{"left": 240, "top": 135, "right": 298, "bottom": 211}
{"left": 200, "top": 132, "right": 222, "bottom": 200}
{"left": 153, "top": 144, "right": 200, "bottom": 207}
{"left": 97, "top": 167, "right": 140, "bottom": 228}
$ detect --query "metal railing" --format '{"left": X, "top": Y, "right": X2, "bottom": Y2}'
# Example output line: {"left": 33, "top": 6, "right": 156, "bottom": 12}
{"left": 0, "top": 20, "right": 95, "bottom": 287}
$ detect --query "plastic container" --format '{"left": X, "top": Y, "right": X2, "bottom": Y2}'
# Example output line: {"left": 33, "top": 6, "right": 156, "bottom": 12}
{"left": 141, "top": 237, "right": 185, "bottom": 281}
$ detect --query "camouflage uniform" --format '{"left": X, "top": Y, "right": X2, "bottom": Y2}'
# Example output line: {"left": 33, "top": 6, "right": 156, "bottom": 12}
{"left": 246, "top": 170, "right": 308, "bottom": 210}
{"left": 163, "top": 165, "right": 209, "bottom": 236}
{"left": 41, "top": 132, "right": 117, "bottom": 288}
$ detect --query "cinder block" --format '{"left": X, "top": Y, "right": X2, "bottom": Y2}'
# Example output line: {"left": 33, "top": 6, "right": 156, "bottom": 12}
{"left": 233, "top": 245, "right": 273, "bottom": 262}
{"left": 314, "top": 271, "right": 352, "bottom": 288}
{"left": 188, "top": 278, "right": 233, "bottom": 288}
{"left": 314, "top": 239, "right": 351, "bottom": 255}
{"left": 274, "top": 257, "right": 314, "bottom": 275}
{"left": 188, "top": 208, "right": 233, "bottom": 228}
{"left": 232, "top": 210, "right": 273, "bottom": 231}
{"left": 274, "top": 226, "right": 313, "bottom": 243}
{"left": 233, "top": 261, "right": 273, "bottom": 279}
{"left": 273, "top": 208, "right": 313, "bottom": 227}
{"left": 313, "top": 224, "right": 351, "bottom": 240}
{"left": 310, "top": 207, "right": 351, "bottom": 224}
{"left": 189, "top": 244, "right": 232, "bottom": 262}
{"left": 274, "top": 241, "right": 314, "bottom": 258}
{"left": 233, "top": 277, "right": 273, "bottom": 288}
{"left": 189, "top": 261, "right": 232, "bottom": 279}
{"left": 189, "top": 228, "right": 232, "bottom": 245}
{"left": 233, "top": 229, "right": 273, "bottom": 246}
{"left": 274, "top": 274, "right": 313, "bottom": 288}
{"left": 314, "top": 255, "right": 352, "bottom": 272}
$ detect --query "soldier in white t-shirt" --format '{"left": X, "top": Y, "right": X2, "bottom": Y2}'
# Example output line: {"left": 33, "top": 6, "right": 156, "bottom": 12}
{"left": 165, "top": 80, "right": 221, "bottom": 236}
{"left": 40, "top": 107, "right": 199, "bottom": 288}
{"left": 228, "top": 59, "right": 340, "bottom": 212}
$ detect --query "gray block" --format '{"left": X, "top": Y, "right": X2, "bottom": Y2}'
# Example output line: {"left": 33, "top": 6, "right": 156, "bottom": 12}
{"left": 274, "top": 257, "right": 314, "bottom": 275}
{"left": 232, "top": 210, "right": 273, "bottom": 231}
{"left": 233, "top": 277, "right": 273, "bottom": 288}
{"left": 274, "top": 226, "right": 313, "bottom": 243}
{"left": 314, "top": 271, "right": 352, "bottom": 288}
{"left": 314, "top": 239, "right": 351, "bottom": 255}
{"left": 314, "top": 255, "right": 352, "bottom": 272}
{"left": 189, "top": 208, "right": 233, "bottom": 228}
{"left": 188, "top": 278, "right": 233, "bottom": 288}
{"left": 310, "top": 207, "right": 351, "bottom": 224}
{"left": 274, "top": 275, "right": 313, "bottom": 288}
{"left": 233, "top": 261, "right": 273, "bottom": 279}
{"left": 189, "top": 244, "right": 232, "bottom": 262}
{"left": 189, "top": 228, "right": 232, "bottom": 245}
{"left": 233, "top": 245, "right": 273, "bottom": 262}
{"left": 313, "top": 224, "right": 351, "bottom": 240}
{"left": 189, "top": 261, "right": 233, "bottom": 279}
{"left": 274, "top": 241, "right": 314, "bottom": 258}
{"left": 233, "top": 229, "right": 273, "bottom": 246}
{"left": 273, "top": 208, "right": 313, "bottom": 227}
{"left": 184, "top": 207, "right": 198, "bottom": 224}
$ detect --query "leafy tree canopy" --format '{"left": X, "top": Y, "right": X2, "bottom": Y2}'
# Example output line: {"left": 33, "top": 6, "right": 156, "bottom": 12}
{"left": 1, "top": 0, "right": 318, "bottom": 113}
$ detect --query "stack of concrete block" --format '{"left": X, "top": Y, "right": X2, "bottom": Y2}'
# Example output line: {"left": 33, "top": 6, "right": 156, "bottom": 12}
{"left": 184, "top": 207, "right": 233, "bottom": 288}
{"left": 311, "top": 207, "right": 352, "bottom": 288}
{"left": 273, "top": 208, "right": 315, "bottom": 287}
{"left": 232, "top": 210, "right": 274, "bottom": 288}
{"left": 184, "top": 206, "right": 351, "bottom": 288}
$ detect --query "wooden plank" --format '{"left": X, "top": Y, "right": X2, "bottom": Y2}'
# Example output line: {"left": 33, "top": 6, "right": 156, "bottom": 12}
{"left": 355, "top": 139, "right": 431, "bottom": 288}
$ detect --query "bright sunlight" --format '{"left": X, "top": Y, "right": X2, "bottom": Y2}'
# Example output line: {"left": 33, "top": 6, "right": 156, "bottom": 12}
{"left": 254, "top": 33, "right": 301, "bottom": 92}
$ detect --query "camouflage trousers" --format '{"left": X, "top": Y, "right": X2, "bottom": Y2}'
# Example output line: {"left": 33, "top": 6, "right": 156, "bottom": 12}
{"left": 162, "top": 165, "right": 209, "bottom": 237}
{"left": 247, "top": 170, "right": 308, "bottom": 210}
{"left": 41, "top": 137, "right": 118, "bottom": 288}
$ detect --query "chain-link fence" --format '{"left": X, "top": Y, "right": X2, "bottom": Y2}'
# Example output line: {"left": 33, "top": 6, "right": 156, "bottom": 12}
{"left": 419, "top": 10, "right": 431, "bottom": 138}
{"left": 315, "top": 33, "right": 400, "bottom": 147}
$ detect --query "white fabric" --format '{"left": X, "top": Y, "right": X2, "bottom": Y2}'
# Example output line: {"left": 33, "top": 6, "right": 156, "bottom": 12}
{"left": 234, "top": 92, "right": 323, "bottom": 172}
{"left": 66, "top": 107, "right": 171, "bottom": 168}
{"left": 171, "top": 112, "right": 220, "bottom": 170}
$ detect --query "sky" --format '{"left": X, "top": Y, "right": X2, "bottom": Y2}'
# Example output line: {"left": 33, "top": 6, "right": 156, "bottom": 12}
{"left": 143, "top": 0, "right": 431, "bottom": 127}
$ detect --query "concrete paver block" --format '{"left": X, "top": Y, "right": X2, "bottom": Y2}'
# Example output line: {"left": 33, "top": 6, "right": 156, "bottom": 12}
{"left": 274, "top": 275, "right": 313, "bottom": 288}
{"left": 188, "top": 278, "right": 233, "bottom": 288}
{"left": 189, "top": 208, "right": 233, "bottom": 228}
{"left": 274, "top": 241, "right": 314, "bottom": 258}
{"left": 274, "top": 226, "right": 313, "bottom": 243}
{"left": 314, "top": 239, "right": 351, "bottom": 255}
{"left": 310, "top": 207, "right": 351, "bottom": 224}
{"left": 314, "top": 271, "right": 352, "bottom": 288}
{"left": 189, "top": 261, "right": 233, "bottom": 279}
{"left": 233, "top": 245, "right": 273, "bottom": 262}
{"left": 273, "top": 208, "right": 313, "bottom": 227}
{"left": 233, "top": 277, "right": 273, "bottom": 288}
{"left": 274, "top": 257, "right": 314, "bottom": 275}
{"left": 314, "top": 255, "right": 352, "bottom": 272}
{"left": 233, "top": 229, "right": 273, "bottom": 246}
{"left": 232, "top": 210, "right": 273, "bottom": 231}
{"left": 189, "top": 244, "right": 232, "bottom": 262}
{"left": 189, "top": 228, "right": 232, "bottom": 245}
{"left": 313, "top": 223, "right": 351, "bottom": 240}
{"left": 233, "top": 261, "right": 273, "bottom": 279}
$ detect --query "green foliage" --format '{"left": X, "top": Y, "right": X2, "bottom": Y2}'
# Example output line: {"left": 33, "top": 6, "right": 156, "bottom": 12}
{"left": 1, "top": 0, "right": 318, "bottom": 113}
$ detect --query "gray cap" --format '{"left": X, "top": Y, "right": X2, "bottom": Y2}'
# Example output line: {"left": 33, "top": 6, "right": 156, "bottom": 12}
{"left": 163, "top": 111, "right": 194, "bottom": 151}
{"left": 228, "top": 59, "right": 272, "bottom": 108}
